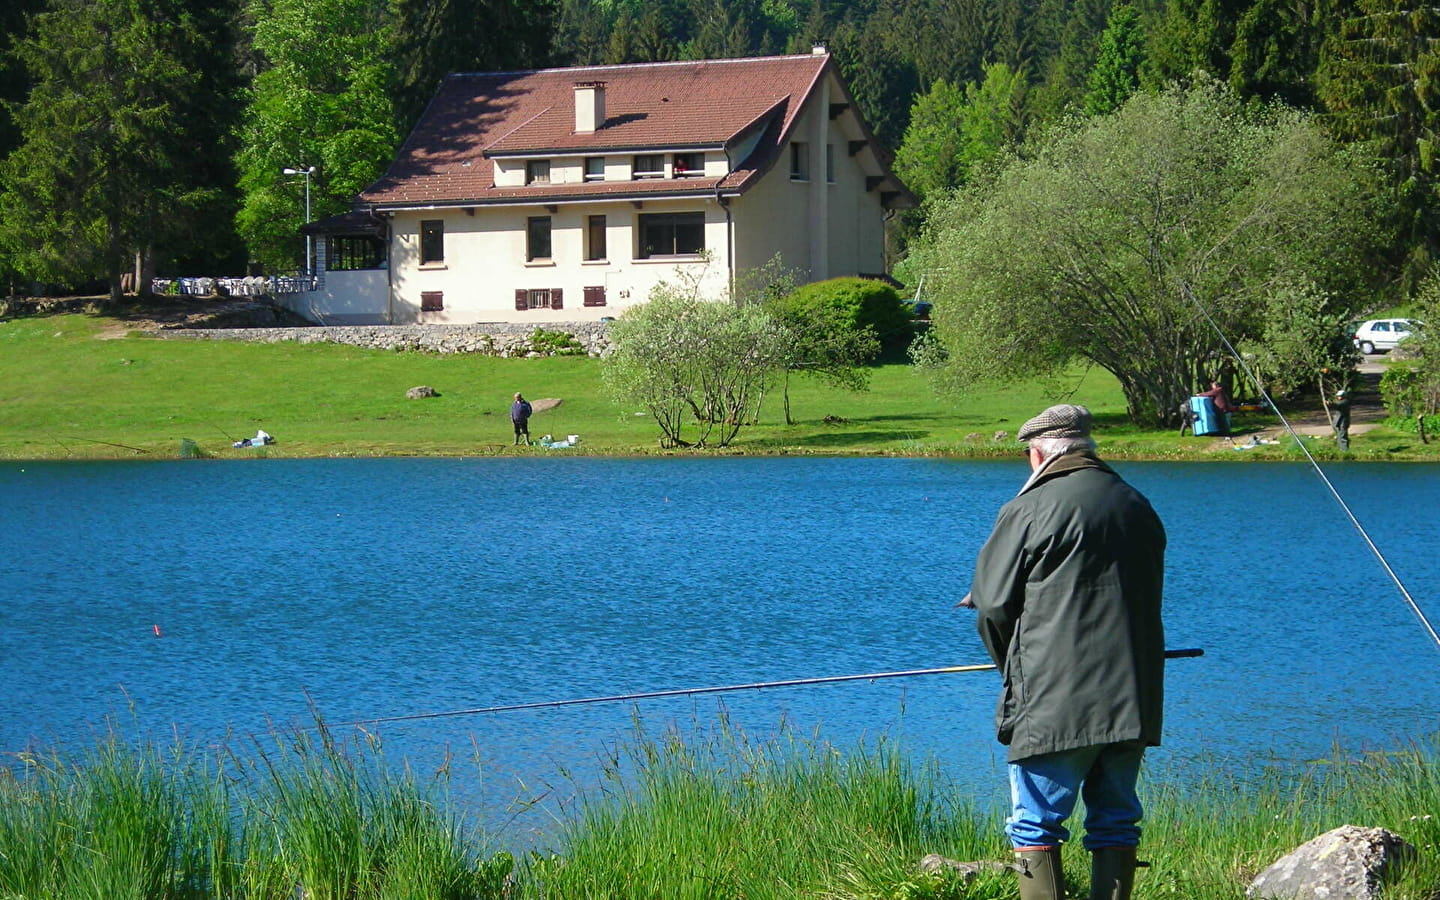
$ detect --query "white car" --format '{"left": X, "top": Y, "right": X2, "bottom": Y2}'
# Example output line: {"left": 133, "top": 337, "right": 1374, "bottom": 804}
{"left": 1352, "top": 318, "right": 1418, "bottom": 354}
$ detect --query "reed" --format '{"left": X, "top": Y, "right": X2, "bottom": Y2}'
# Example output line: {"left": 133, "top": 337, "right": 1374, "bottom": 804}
{"left": 520, "top": 718, "right": 1003, "bottom": 900}
{"left": 2, "top": 723, "right": 1437, "bottom": 899}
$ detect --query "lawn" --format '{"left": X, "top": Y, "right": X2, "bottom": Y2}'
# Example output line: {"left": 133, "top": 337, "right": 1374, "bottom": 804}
{"left": 0, "top": 311, "right": 1432, "bottom": 460}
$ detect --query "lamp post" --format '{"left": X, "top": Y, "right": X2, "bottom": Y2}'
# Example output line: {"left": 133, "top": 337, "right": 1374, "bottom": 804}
{"left": 282, "top": 166, "right": 316, "bottom": 273}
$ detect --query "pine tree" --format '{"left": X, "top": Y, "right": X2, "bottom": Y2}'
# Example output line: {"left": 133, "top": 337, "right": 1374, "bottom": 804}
{"left": 391, "top": 0, "right": 556, "bottom": 125}
{"left": 1319, "top": 0, "right": 1440, "bottom": 283}
{"left": 1084, "top": 3, "right": 1146, "bottom": 115}
{"left": 0, "top": 0, "right": 216, "bottom": 299}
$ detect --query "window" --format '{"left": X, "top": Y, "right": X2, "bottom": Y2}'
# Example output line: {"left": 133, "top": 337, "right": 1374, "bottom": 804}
{"left": 514, "top": 288, "right": 564, "bottom": 310}
{"left": 421, "top": 291, "right": 443, "bottom": 311}
{"left": 419, "top": 219, "right": 444, "bottom": 264}
{"left": 825, "top": 143, "right": 836, "bottom": 183}
{"left": 586, "top": 215, "right": 607, "bottom": 261}
{"left": 584, "top": 157, "right": 606, "bottom": 182}
{"left": 790, "top": 142, "right": 809, "bottom": 181}
{"left": 327, "top": 235, "right": 385, "bottom": 270}
{"left": 526, "top": 216, "right": 552, "bottom": 261}
{"left": 638, "top": 212, "right": 705, "bottom": 258}
{"left": 525, "top": 159, "right": 551, "bottom": 185}
{"left": 583, "top": 286, "right": 607, "bottom": 307}
{"left": 673, "top": 152, "right": 702, "bottom": 177}
{"left": 633, "top": 154, "right": 664, "bottom": 179}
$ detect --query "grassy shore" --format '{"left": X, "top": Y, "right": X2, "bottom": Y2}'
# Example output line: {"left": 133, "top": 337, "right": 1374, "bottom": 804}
{"left": 1, "top": 310, "right": 1433, "bottom": 460}
{"left": 3, "top": 721, "right": 1437, "bottom": 899}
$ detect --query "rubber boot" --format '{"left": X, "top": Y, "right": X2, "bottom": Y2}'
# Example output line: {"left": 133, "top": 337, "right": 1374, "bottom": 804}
{"left": 1089, "top": 846, "right": 1137, "bottom": 900}
{"left": 1015, "top": 847, "right": 1066, "bottom": 900}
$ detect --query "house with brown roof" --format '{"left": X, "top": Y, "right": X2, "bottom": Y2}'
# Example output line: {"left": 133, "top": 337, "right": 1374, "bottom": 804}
{"left": 284, "top": 47, "right": 913, "bottom": 325}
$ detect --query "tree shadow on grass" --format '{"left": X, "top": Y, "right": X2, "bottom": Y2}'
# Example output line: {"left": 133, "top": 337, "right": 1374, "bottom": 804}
{"left": 757, "top": 429, "right": 931, "bottom": 448}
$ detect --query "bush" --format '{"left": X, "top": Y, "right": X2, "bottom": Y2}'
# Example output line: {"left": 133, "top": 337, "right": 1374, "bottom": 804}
{"left": 777, "top": 277, "right": 912, "bottom": 356}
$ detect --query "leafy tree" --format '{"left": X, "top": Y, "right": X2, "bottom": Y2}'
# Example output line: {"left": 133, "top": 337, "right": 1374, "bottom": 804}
{"left": 603, "top": 281, "right": 791, "bottom": 448}
{"left": 234, "top": 0, "right": 400, "bottom": 269}
{"left": 894, "top": 64, "right": 1027, "bottom": 206}
{"left": 1083, "top": 4, "right": 1145, "bottom": 116}
{"left": 1379, "top": 271, "right": 1440, "bottom": 437}
{"left": 893, "top": 80, "right": 969, "bottom": 205}
{"left": 1252, "top": 275, "right": 1360, "bottom": 406}
{"left": 1318, "top": 0, "right": 1440, "bottom": 287}
{"left": 910, "top": 79, "right": 1382, "bottom": 426}
{"left": 0, "top": 0, "right": 219, "bottom": 300}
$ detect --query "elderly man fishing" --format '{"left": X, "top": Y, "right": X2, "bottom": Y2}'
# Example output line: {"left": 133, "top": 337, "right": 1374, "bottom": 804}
{"left": 960, "top": 404, "right": 1166, "bottom": 900}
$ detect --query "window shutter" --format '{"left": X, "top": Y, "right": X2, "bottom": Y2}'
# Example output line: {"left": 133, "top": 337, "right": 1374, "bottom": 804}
{"left": 551, "top": 288, "right": 563, "bottom": 310}
{"left": 584, "top": 286, "right": 606, "bottom": 307}
{"left": 515, "top": 289, "right": 528, "bottom": 311}
{"left": 421, "top": 291, "right": 443, "bottom": 311}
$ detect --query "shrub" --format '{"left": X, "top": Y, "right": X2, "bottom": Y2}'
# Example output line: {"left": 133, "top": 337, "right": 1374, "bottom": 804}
{"left": 777, "top": 277, "right": 912, "bottom": 354}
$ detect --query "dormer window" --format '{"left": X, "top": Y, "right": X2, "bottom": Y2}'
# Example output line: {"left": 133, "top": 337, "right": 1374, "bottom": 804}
{"left": 673, "top": 152, "right": 702, "bottom": 178}
{"left": 790, "top": 143, "right": 810, "bottom": 181}
{"left": 584, "top": 157, "right": 606, "bottom": 182}
{"left": 633, "top": 154, "right": 664, "bottom": 180}
{"left": 526, "top": 159, "right": 551, "bottom": 185}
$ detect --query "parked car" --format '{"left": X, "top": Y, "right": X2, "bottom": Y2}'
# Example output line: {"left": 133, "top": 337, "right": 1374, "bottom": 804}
{"left": 1352, "top": 318, "right": 1419, "bottom": 354}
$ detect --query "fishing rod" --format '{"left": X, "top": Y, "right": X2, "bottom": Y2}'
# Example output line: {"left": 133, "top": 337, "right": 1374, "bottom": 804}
{"left": 1179, "top": 282, "right": 1440, "bottom": 652}
{"left": 340, "top": 648, "right": 1205, "bottom": 730}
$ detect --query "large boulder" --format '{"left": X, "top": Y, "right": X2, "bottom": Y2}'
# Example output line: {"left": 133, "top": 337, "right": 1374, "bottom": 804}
{"left": 1247, "top": 825, "right": 1415, "bottom": 900}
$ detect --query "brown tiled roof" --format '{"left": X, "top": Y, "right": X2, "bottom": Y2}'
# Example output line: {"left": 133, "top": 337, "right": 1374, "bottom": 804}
{"left": 359, "top": 54, "right": 833, "bottom": 208}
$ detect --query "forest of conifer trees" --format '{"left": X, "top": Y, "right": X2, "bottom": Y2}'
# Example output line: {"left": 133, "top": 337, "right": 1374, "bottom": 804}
{"left": 0, "top": 0, "right": 1434, "bottom": 300}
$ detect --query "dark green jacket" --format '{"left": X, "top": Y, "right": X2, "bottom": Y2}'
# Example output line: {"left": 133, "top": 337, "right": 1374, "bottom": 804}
{"left": 971, "top": 450, "right": 1166, "bottom": 762}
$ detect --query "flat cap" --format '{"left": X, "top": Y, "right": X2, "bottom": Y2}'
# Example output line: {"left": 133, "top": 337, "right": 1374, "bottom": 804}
{"left": 1017, "top": 404, "right": 1093, "bottom": 441}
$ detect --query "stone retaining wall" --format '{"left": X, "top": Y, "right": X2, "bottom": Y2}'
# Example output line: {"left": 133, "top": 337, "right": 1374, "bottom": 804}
{"left": 159, "top": 322, "right": 614, "bottom": 357}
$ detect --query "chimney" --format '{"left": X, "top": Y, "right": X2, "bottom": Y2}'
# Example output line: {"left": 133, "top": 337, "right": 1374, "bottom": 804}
{"left": 811, "top": 43, "right": 827, "bottom": 55}
{"left": 575, "top": 81, "right": 606, "bottom": 133}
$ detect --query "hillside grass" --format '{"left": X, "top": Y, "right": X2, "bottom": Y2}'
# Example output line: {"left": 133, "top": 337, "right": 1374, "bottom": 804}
{"left": 1, "top": 311, "right": 1434, "bottom": 460}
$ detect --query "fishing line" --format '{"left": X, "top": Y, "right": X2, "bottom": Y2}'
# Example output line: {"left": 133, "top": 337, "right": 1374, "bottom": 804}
{"left": 1180, "top": 282, "right": 1440, "bottom": 652}
{"left": 334, "top": 649, "right": 1205, "bottom": 730}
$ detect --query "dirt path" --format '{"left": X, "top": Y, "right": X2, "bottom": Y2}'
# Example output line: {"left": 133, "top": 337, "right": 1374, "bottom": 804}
{"left": 1259, "top": 361, "right": 1386, "bottom": 438}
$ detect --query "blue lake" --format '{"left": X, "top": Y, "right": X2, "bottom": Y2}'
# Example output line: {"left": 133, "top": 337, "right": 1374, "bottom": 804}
{"left": 3, "top": 457, "right": 1438, "bottom": 847}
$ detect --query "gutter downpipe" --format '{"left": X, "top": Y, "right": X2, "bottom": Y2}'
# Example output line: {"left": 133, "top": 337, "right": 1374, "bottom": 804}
{"left": 718, "top": 187, "right": 734, "bottom": 299}
{"left": 720, "top": 144, "right": 735, "bottom": 299}
{"left": 377, "top": 206, "right": 394, "bottom": 325}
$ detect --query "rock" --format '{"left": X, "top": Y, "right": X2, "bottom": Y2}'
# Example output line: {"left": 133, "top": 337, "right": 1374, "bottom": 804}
{"left": 405, "top": 385, "right": 439, "bottom": 399}
{"left": 918, "top": 854, "right": 1014, "bottom": 882}
{"left": 1247, "top": 825, "right": 1416, "bottom": 900}
{"left": 993, "top": 430, "right": 1010, "bottom": 442}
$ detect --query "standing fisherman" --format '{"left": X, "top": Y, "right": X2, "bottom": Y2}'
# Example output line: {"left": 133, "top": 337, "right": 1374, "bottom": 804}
{"left": 510, "top": 392, "right": 533, "bottom": 446}
{"left": 960, "top": 404, "right": 1166, "bottom": 900}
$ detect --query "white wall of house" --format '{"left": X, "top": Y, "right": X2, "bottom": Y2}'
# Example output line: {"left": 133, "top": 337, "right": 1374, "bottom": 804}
{"left": 285, "top": 269, "right": 390, "bottom": 324}
{"left": 730, "top": 73, "right": 888, "bottom": 282}
{"left": 385, "top": 198, "right": 732, "bottom": 324}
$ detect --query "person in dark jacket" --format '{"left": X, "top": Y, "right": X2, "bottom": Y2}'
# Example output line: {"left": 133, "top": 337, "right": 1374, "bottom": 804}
{"left": 962, "top": 404, "right": 1166, "bottom": 900}
{"left": 1330, "top": 388, "right": 1351, "bottom": 451}
{"left": 510, "top": 392, "right": 532, "bottom": 445}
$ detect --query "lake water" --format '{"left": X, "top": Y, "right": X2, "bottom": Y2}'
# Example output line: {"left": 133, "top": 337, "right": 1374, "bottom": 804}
{"left": 3, "top": 457, "right": 1438, "bottom": 847}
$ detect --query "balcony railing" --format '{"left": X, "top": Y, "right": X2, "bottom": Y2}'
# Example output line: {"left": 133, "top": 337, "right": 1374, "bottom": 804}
{"left": 150, "top": 274, "right": 319, "bottom": 297}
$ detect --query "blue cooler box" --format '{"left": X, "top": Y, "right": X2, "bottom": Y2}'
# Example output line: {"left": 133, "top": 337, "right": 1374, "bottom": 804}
{"left": 1190, "top": 396, "right": 1222, "bottom": 435}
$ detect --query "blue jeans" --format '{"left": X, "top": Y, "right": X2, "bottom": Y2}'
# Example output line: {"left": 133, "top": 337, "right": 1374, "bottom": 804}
{"left": 1006, "top": 742, "right": 1145, "bottom": 850}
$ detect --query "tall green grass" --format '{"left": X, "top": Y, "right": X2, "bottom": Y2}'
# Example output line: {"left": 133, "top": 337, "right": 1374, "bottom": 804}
{"left": 3, "top": 721, "right": 1438, "bottom": 899}
{"left": 520, "top": 718, "right": 1002, "bottom": 899}
{"left": 0, "top": 722, "right": 511, "bottom": 900}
